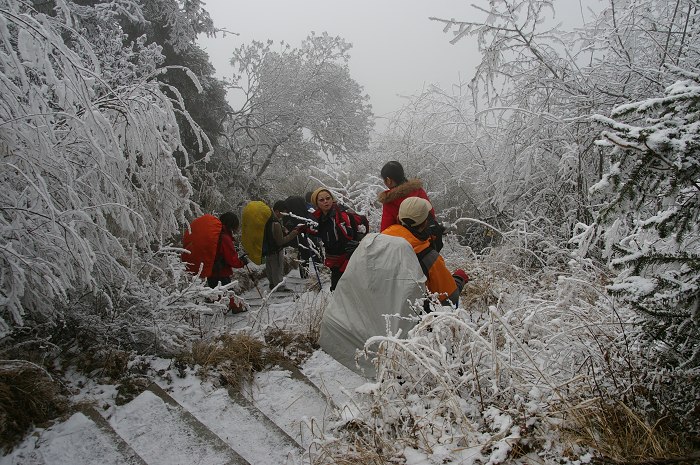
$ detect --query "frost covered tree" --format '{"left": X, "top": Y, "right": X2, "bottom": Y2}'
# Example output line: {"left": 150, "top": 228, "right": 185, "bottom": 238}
{"left": 217, "top": 33, "right": 374, "bottom": 200}
{"left": 0, "top": 0, "right": 209, "bottom": 345}
{"left": 592, "top": 66, "right": 700, "bottom": 369}
{"left": 400, "top": 0, "right": 700, "bottom": 251}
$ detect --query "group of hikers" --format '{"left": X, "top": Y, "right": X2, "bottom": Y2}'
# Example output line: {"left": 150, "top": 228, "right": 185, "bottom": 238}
{"left": 182, "top": 161, "right": 469, "bottom": 313}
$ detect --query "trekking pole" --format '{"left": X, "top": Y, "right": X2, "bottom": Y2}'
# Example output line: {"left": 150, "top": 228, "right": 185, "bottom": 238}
{"left": 302, "top": 234, "right": 323, "bottom": 290}
{"left": 244, "top": 263, "right": 264, "bottom": 299}
{"left": 309, "top": 255, "right": 323, "bottom": 290}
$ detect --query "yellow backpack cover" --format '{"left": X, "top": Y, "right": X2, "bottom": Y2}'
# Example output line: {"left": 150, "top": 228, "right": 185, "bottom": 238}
{"left": 241, "top": 201, "right": 272, "bottom": 265}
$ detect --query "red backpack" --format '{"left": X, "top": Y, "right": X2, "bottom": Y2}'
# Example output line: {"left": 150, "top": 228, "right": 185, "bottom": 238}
{"left": 181, "top": 214, "right": 223, "bottom": 278}
{"left": 336, "top": 205, "right": 369, "bottom": 240}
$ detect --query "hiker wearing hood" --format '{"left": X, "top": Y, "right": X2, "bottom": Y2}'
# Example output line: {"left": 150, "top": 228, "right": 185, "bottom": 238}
{"left": 378, "top": 161, "right": 435, "bottom": 232}
{"left": 378, "top": 160, "right": 449, "bottom": 252}
{"left": 382, "top": 197, "right": 468, "bottom": 307}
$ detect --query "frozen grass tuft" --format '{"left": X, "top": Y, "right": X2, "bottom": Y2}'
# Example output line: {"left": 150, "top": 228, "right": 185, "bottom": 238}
{"left": 0, "top": 360, "right": 68, "bottom": 452}
{"left": 178, "top": 333, "right": 286, "bottom": 390}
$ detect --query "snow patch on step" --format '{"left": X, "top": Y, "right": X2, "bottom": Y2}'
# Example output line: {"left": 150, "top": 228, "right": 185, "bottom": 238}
{"left": 0, "top": 412, "right": 137, "bottom": 465}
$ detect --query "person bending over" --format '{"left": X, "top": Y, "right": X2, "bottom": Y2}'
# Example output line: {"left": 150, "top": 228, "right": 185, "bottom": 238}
{"left": 382, "top": 197, "right": 468, "bottom": 307}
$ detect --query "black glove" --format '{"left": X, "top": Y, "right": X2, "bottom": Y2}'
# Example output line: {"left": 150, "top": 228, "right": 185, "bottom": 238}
{"left": 345, "top": 240, "right": 360, "bottom": 255}
{"left": 428, "top": 222, "right": 446, "bottom": 252}
{"left": 239, "top": 253, "right": 250, "bottom": 266}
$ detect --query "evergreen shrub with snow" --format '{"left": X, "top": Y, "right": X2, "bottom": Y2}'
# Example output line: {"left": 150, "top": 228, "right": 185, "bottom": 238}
{"left": 591, "top": 66, "right": 700, "bottom": 433}
{"left": 592, "top": 66, "right": 700, "bottom": 370}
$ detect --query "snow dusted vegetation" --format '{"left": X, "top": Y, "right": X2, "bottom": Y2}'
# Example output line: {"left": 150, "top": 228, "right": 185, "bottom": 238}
{"left": 1, "top": 0, "right": 699, "bottom": 464}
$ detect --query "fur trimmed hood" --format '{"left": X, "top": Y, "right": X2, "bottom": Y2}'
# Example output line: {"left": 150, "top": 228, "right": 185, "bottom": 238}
{"left": 377, "top": 179, "right": 424, "bottom": 205}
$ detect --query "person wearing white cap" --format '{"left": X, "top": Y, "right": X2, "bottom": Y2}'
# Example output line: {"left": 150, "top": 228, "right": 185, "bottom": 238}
{"left": 382, "top": 197, "right": 468, "bottom": 307}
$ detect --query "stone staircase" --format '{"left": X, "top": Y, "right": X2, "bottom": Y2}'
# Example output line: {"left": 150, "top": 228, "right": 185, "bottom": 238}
{"left": 2, "top": 349, "right": 367, "bottom": 465}
{"left": 0, "top": 269, "right": 371, "bottom": 465}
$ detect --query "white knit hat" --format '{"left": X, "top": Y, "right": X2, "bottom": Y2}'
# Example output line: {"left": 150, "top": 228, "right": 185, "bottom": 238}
{"left": 398, "top": 197, "right": 431, "bottom": 226}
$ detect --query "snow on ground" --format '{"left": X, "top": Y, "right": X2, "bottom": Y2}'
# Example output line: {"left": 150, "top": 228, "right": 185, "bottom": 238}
{"left": 2, "top": 258, "right": 607, "bottom": 465}
{"left": 1, "top": 267, "right": 373, "bottom": 465}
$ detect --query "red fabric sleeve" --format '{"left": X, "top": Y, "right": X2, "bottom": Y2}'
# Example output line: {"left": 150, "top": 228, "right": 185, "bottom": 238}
{"left": 380, "top": 202, "right": 399, "bottom": 231}
{"left": 220, "top": 231, "right": 244, "bottom": 269}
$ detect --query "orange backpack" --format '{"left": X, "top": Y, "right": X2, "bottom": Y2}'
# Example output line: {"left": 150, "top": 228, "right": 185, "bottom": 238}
{"left": 181, "top": 214, "right": 223, "bottom": 278}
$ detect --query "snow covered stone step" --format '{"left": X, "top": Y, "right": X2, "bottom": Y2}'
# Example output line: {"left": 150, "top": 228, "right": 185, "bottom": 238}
{"left": 156, "top": 379, "right": 303, "bottom": 464}
{"left": 281, "top": 275, "right": 311, "bottom": 292}
{"left": 300, "top": 349, "right": 369, "bottom": 417}
{"left": 242, "top": 295, "right": 291, "bottom": 308}
{"left": 0, "top": 411, "right": 146, "bottom": 465}
{"left": 243, "top": 366, "right": 331, "bottom": 449}
{"left": 109, "top": 384, "right": 249, "bottom": 465}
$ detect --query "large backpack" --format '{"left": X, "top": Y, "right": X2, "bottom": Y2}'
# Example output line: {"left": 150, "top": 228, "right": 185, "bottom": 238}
{"left": 318, "top": 233, "right": 425, "bottom": 376}
{"left": 181, "top": 214, "right": 223, "bottom": 278}
{"left": 241, "top": 201, "right": 272, "bottom": 265}
{"left": 336, "top": 204, "right": 370, "bottom": 241}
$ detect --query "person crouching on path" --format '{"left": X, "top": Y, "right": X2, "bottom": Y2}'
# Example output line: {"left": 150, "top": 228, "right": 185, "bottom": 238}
{"left": 209, "top": 212, "right": 249, "bottom": 289}
{"left": 382, "top": 197, "right": 468, "bottom": 308}
{"left": 309, "top": 188, "right": 357, "bottom": 291}
{"left": 264, "top": 200, "right": 303, "bottom": 290}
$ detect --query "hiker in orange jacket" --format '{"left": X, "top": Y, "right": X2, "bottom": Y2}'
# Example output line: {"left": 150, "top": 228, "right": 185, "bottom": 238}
{"left": 382, "top": 197, "right": 468, "bottom": 307}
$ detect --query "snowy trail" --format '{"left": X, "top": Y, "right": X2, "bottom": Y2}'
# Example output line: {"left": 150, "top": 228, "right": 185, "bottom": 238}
{"left": 160, "top": 376, "right": 303, "bottom": 464}
{"left": 0, "top": 411, "right": 144, "bottom": 465}
{"left": 109, "top": 387, "right": 247, "bottom": 465}
{"left": 2, "top": 268, "right": 373, "bottom": 465}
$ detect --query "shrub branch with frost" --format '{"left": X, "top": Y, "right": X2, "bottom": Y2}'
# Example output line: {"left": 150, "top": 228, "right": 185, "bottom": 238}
{"left": 0, "top": 0, "right": 216, "bottom": 344}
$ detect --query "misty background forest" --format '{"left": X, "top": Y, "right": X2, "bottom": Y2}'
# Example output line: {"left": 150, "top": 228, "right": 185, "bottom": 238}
{"left": 0, "top": 0, "right": 699, "bottom": 463}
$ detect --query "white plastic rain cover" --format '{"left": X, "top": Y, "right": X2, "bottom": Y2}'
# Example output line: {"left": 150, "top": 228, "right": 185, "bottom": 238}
{"left": 319, "top": 233, "right": 426, "bottom": 377}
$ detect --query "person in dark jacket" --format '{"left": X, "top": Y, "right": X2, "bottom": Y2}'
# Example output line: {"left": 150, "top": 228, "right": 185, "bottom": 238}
{"left": 309, "top": 188, "right": 357, "bottom": 291}
{"left": 264, "top": 200, "right": 302, "bottom": 290}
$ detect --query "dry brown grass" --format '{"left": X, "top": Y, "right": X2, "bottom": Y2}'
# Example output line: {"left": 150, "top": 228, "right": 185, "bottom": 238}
{"left": 264, "top": 327, "right": 318, "bottom": 364}
{"left": 180, "top": 333, "right": 286, "bottom": 390}
{"left": 72, "top": 348, "right": 130, "bottom": 380}
{"left": 0, "top": 360, "right": 68, "bottom": 452}
{"left": 309, "top": 418, "right": 399, "bottom": 465}
{"left": 566, "top": 399, "right": 691, "bottom": 464}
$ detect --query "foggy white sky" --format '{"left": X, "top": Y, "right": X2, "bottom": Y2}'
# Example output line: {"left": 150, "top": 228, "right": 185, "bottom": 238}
{"left": 197, "top": 0, "right": 481, "bottom": 124}
{"left": 197, "top": 0, "right": 589, "bottom": 126}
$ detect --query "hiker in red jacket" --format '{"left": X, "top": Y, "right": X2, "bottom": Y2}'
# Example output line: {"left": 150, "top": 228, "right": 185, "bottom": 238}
{"left": 378, "top": 161, "right": 435, "bottom": 231}
{"left": 182, "top": 212, "right": 249, "bottom": 313}
{"left": 378, "top": 161, "right": 446, "bottom": 251}
{"left": 209, "top": 212, "right": 248, "bottom": 288}
{"left": 182, "top": 212, "right": 248, "bottom": 288}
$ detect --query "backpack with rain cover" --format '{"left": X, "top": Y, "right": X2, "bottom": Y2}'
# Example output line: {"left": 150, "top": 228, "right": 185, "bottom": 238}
{"left": 319, "top": 233, "right": 426, "bottom": 377}
{"left": 241, "top": 201, "right": 272, "bottom": 265}
{"left": 181, "top": 214, "right": 224, "bottom": 278}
